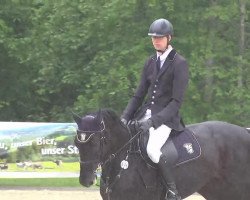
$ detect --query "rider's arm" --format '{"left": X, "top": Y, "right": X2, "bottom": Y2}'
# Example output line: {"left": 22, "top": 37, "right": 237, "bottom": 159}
{"left": 121, "top": 59, "right": 151, "bottom": 121}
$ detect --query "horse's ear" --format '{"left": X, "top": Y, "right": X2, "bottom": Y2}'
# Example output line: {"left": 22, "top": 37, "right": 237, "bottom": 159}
{"left": 72, "top": 112, "right": 82, "bottom": 125}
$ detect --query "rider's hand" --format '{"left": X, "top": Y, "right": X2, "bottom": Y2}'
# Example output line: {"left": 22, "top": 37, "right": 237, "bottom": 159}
{"left": 120, "top": 118, "right": 128, "bottom": 126}
{"left": 139, "top": 119, "right": 153, "bottom": 133}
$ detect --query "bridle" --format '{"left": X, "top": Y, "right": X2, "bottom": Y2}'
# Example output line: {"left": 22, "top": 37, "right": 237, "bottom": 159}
{"left": 76, "top": 119, "right": 106, "bottom": 165}
{"left": 76, "top": 118, "right": 142, "bottom": 166}
{"left": 76, "top": 117, "right": 142, "bottom": 199}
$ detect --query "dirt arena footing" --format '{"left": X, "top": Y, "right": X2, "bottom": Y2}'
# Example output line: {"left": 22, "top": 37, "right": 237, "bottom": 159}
{"left": 0, "top": 187, "right": 206, "bottom": 200}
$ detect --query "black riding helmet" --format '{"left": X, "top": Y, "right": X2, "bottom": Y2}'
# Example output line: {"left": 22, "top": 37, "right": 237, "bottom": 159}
{"left": 148, "top": 18, "right": 173, "bottom": 37}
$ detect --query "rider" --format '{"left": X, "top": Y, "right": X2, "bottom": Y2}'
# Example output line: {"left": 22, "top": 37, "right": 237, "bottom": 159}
{"left": 121, "top": 18, "right": 189, "bottom": 200}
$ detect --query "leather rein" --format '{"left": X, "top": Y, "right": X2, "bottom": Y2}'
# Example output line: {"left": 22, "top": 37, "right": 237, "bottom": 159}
{"left": 76, "top": 119, "right": 142, "bottom": 199}
{"left": 76, "top": 119, "right": 141, "bottom": 166}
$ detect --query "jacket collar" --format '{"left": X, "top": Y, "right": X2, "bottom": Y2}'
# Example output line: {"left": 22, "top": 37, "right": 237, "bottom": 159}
{"left": 157, "top": 49, "right": 177, "bottom": 78}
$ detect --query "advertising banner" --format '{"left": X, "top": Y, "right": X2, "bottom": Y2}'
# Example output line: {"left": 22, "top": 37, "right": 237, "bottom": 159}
{"left": 0, "top": 122, "right": 79, "bottom": 178}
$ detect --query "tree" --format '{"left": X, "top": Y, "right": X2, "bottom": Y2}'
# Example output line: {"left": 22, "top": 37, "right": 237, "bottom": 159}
{"left": 0, "top": 0, "right": 249, "bottom": 126}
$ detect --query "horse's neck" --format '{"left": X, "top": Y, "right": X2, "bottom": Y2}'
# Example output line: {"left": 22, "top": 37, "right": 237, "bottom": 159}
{"left": 110, "top": 127, "right": 130, "bottom": 154}
{"left": 102, "top": 145, "right": 129, "bottom": 184}
{"left": 102, "top": 129, "right": 130, "bottom": 180}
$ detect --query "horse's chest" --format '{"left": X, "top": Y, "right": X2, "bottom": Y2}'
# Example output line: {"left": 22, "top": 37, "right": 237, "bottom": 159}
{"left": 100, "top": 160, "right": 163, "bottom": 200}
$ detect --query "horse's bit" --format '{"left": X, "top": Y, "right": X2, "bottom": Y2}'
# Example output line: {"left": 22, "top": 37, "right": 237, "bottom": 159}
{"left": 76, "top": 118, "right": 142, "bottom": 200}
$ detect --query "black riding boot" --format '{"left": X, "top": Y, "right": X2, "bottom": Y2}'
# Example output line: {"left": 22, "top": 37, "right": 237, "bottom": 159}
{"left": 158, "top": 156, "right": 181, "bottom": 200}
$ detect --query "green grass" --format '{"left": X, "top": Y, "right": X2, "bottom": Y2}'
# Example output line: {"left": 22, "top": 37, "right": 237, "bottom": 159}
{"left": 0, "top": 161, "right": 100, "bottom": 188}
{"left": 55, "top": 135, "right": 68, "bottom": 141}
{"left": 0, "top": 177, "right": 100, "bottom": 188}
{"left": 7, "top": 161, "right": 79, "bottom": 172}
{"left": 0, "top": 178, "right": 81, "bottom": 187}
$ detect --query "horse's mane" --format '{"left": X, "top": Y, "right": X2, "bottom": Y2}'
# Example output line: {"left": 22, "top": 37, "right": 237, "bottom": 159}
{"left": 100, "top": 108, "right": 120, "bottom": 123}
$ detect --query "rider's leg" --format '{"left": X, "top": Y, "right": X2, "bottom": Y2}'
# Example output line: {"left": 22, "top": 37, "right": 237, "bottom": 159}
{"left": 146, "top": 125, "right": 171, "bottom": 163}
{"left": 147, "top": 125, "right": 181, "bottom": 200}
{"left": 159, "top": 141, "right": 181, "bottom": 200}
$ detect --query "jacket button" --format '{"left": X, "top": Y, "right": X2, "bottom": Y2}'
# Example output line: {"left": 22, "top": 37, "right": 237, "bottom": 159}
{"left": 151, "top": 102, "right": 154, "bottom": 105}
{"left": 153, "top": 90, "right": 156, "bottom": 93}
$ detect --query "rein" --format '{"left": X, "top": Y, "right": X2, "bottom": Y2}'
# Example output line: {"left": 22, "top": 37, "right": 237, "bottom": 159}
{"left": 76, "top": 118, "right": 142, "bottom": 199}
{"left": 102, "top": 129, "right": 142, "bottom": 167}
{"left": 101, "top": 127, "right": 142, "bottom": 199}
{"left": 76, "top": 119, "right": 142, "bottom": 166}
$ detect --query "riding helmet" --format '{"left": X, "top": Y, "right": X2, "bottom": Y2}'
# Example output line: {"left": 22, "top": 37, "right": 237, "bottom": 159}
{"left": 148, "top": 18, "right": 173, "bottom": 37}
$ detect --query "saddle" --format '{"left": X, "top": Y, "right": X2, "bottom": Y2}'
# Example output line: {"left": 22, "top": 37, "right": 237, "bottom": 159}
{"left": 129, "top": 125, "right": 201, "bottom": 168}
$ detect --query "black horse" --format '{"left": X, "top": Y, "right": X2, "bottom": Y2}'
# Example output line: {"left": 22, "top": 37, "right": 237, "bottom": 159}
{"left": 74, "top": 109, "right": 250, "bottom": 200}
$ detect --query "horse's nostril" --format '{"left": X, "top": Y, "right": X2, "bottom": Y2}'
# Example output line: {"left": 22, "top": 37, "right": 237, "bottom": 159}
{"left": 79, "top": 178, "right": 94, "bottom": 188}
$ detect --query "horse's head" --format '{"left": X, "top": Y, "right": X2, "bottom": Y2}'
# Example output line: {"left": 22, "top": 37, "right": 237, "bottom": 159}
{"left": 74, "top": 109, "right": 129, "bottom": 187}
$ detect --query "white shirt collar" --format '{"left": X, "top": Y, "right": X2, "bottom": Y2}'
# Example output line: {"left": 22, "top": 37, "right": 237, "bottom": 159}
{"left": 156, "top": 45, "right": 173, "bottom": 62}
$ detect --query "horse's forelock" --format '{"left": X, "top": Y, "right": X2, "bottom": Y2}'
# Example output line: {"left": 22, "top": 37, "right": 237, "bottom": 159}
{"left": 77, "top": 109, "right": 120, "bottom": 132}
{"left": 79, "top": 114, "right": 102, "bottom": 132}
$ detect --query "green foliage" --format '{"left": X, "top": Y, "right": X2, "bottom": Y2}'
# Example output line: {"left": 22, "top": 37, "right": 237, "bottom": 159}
{"left": 0, "top": 0, "right": 249, "bottom": 126}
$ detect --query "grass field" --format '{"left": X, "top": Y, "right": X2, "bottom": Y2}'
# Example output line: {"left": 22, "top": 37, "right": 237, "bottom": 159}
{"left": 0, "top": 178, "right": 82, "bottom": 187}
{"left": 0, "top": 161, "right": 101, "bottom": 187}
{"left": 5, "top": 161, "right": 79, "bottom": 172}
{"left": 0, "top": 177, "right": 100, "bottom": 188}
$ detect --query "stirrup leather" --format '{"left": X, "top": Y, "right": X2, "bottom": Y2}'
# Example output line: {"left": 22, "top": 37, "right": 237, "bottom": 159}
{"left": 166, "top": 188, "right": 181, "bottom": 200}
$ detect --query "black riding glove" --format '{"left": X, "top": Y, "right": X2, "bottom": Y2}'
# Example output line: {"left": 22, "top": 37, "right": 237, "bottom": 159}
{"left": 139, "top": 119, "right": 153, "bottom": 133}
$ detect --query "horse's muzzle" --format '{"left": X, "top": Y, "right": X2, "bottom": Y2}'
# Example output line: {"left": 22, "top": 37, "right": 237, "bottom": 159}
{"left": 79, "top": 178, "right": 94, "bottom": 187}
{"left": 79, "top": 172, "right": 96, "bottom": 187}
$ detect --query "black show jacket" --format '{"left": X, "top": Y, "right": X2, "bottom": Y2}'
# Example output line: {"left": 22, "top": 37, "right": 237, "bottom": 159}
{"left": 122, "top": 49, "right": 189, "bottom": 131}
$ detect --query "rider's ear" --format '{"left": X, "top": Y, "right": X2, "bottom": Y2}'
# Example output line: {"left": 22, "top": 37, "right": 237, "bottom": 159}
{"left": 72, "top": 112, "right": 82, "bottom": 125}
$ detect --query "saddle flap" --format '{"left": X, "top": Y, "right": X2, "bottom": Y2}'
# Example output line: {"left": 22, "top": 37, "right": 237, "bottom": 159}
{"left": 139, "top": 128, "right": 201, "bottom": 167}
{"left": 170, "top": 129, "right": 201, "bottom": 166}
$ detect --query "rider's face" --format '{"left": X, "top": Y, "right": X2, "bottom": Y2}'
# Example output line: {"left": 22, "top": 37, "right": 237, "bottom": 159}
{"left": 151, "top": 36, "right": 169, "bottom": 52}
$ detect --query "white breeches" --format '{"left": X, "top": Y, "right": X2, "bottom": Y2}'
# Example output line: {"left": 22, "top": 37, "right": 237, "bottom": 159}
{"left": 147, "top": 125, "right": 172, "bottom": 163}
{"left": 139, "top": 109, "right": 172, "bottom": 163}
